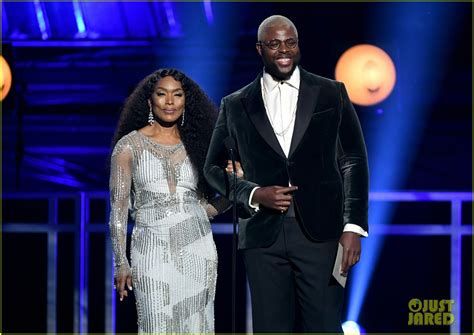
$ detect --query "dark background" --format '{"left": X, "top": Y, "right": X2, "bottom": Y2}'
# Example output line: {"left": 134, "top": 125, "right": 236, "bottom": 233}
{"left": 2, "top": 2, "right": 471, "bottom": 333}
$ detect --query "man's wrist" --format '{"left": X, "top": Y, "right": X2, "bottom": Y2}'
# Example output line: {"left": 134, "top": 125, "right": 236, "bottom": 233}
{"left": 249, "top": 187, "right": 260, "bottom": 210}
{"left": 343, "top": 223, "right": 368, "bottom": 237}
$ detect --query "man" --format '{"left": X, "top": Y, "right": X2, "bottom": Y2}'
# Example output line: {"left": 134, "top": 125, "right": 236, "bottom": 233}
{"left": 204, "top": 15, "right": 369, "bottom": 332}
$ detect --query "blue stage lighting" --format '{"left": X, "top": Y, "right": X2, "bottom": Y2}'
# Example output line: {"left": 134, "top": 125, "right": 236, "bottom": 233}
{"left": 345, "top": 3, "right": 462, "bottom": 331}
{"left": 342, "top": 320, "right": 363, "bottom": 335}
{"left": 151, "top": 2, "right": 240, "bottom": 104}
{"left": 203, "top": 0, "right": 214, "bottom": 24}
{"left": 163, "top": 2, "right": 181, "bottom": 37}
{"left": 33, "top": 0, "right": 49, "bottom": 40}
{"left": 72, "top": 0, "right": 86, "bottom": 37}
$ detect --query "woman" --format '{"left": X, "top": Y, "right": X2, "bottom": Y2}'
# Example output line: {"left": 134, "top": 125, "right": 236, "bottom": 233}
{"left": 109, "top": 68, "right": 238, "bottom": 333}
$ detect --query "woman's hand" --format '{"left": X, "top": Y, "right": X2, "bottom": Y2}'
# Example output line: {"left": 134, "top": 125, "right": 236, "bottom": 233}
{"left": 114, "top": 270, "right": 133, "bottom": 302}
{"left": 225, "top": 160, "right": 244, "bottom": 178}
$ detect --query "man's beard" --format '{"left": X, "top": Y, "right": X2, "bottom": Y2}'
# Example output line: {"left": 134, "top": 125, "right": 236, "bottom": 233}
{"left": 264, "top": 53, "right": 301, "bottom": 80}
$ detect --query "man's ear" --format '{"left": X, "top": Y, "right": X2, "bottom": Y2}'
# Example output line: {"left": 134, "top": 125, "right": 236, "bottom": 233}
{"left": 256, "top": 43, "right": 262, "bottom": 56}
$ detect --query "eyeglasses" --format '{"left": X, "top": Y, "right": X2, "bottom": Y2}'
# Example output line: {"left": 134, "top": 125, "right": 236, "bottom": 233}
{"left": 257, "top": 38, "right": 298, "bottom": 50}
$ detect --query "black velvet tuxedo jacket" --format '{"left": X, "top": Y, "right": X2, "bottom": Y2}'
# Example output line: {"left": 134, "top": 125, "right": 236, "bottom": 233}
{"left": 204, "top": 67, "right": 369, "bottom": 249}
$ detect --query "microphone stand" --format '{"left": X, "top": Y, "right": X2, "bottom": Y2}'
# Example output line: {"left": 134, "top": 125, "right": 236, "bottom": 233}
{"left": 229, "top": 148, "right": 238, "bottom": 334}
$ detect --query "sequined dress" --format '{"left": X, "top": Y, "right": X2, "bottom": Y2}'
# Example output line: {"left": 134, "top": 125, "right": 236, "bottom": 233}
{"left": 109, "top": 130, "right": 221, "bottom": 333}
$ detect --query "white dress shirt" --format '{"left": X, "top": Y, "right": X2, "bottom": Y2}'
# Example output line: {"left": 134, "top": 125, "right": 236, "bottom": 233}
{"left": 261, "top": 66, "right": 300, "bottom": 157}
{"left": 248, "top": 67, "right": 367, "bottom": 237}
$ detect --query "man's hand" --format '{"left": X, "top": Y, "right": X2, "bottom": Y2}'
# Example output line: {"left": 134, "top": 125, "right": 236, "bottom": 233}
{"left": 339, "top": 232, "right": 361, "bottom": 276}
{"left": 252, "top": 185, "right": 298, "bottom": 212}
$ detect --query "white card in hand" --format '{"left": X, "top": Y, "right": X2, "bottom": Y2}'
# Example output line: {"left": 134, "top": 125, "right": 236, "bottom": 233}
{"left": 332, "top": 243, "right": 347, "bottom": 288}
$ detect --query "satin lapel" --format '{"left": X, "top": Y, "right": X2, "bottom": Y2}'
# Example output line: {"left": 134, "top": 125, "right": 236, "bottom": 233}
{"left": 241, "top": 76, "right": 286, "bottom": 158}
{"left": 288, "top": 72, "right": 320, "bottom": 158}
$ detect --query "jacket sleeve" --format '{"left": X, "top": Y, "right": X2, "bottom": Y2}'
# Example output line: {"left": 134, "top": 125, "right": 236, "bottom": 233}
{"left": 204, "top": 98, "right": 259, "bottom": 217}
{"left": 337, "top": 82, "right": 370, "bottom": 233}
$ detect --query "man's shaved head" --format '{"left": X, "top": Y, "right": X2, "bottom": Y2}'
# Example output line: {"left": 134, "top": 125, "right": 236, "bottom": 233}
{"left": 257, "top": 15, "right": 298, "bottom": 41}
{"left": 255, "top": 15, "right": 300, "bottom": 80}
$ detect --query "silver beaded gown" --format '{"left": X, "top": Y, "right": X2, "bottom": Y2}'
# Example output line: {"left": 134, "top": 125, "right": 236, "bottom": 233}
{"left": 109, "top": 130, "right": 224, "bottom": 333}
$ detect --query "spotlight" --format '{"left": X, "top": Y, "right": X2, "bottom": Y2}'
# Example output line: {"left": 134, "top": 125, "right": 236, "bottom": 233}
{"left": 1, "top": 56, "right": 12, "bottom": 101}
{"left": 335, "top": 44, "right": 396, "bottom": 106}
{"left": 342, "top": 320, "right": 363, "bottom": 335}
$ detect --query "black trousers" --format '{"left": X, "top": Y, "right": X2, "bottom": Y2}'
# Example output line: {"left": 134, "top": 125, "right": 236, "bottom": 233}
{"left": 242, "top": 217, "right": 344, "bottom": 333}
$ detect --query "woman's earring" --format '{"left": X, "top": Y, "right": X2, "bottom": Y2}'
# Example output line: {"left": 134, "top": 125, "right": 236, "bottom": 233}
{"left": 181, "top": 109, "right": 185, "bottom": 126}
{"left": 148, "top": 104, "right": 154, "bottom": 125}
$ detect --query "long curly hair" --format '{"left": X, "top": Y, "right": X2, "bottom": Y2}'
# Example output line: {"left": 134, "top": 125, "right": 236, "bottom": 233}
{"left": 111, "top": 68, "right": 218, "bottom": 199}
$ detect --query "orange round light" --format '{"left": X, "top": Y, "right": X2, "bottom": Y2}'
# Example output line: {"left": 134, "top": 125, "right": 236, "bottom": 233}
{"left": 1, "top": 56, "right": 13, "bottom": 101}
{"left": 335, "top": 44, "right": 396, "bottom": 106}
